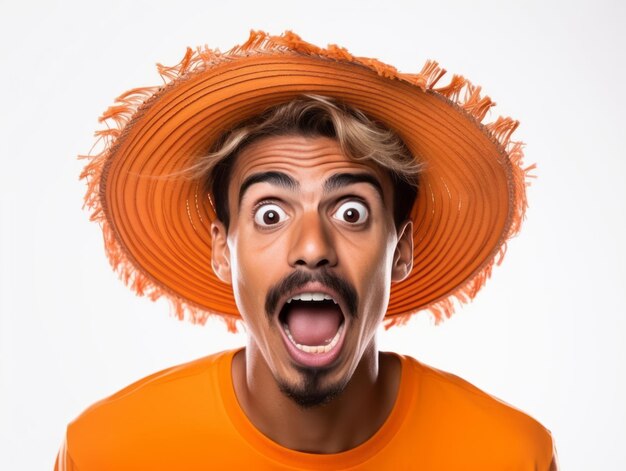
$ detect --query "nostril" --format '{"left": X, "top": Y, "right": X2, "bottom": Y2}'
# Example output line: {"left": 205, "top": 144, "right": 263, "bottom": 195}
{"left": 294, "top": 258, "right": 329, "bottom": 267}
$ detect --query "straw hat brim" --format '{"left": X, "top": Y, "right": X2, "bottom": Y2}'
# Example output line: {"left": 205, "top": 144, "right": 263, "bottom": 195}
{"left": 82, "top": 31, "right": 532, "bottom": 331}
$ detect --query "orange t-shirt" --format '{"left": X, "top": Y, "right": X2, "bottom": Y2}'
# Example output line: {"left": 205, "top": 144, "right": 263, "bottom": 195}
{"left": 55, "top": 349, "right": 557, "bottom": 470}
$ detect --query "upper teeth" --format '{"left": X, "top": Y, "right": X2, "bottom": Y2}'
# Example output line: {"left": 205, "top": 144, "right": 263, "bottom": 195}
{"left": 287, "top": 292, "right": 337, "bottom": 303}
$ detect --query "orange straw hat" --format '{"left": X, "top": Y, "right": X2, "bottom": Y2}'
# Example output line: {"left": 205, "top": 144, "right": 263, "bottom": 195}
{"left": 82, "top": 30, "right": 533, "bottom": 332}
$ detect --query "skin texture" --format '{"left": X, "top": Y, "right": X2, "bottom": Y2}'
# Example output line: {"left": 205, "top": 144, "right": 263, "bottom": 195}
{"left": 210, "top": 135, "right": 414, "bottom": 453}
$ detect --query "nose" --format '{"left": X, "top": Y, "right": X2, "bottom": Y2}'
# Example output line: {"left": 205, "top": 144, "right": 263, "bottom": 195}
{"left": 287, "top": 212, "right": 338, "bottom": 269}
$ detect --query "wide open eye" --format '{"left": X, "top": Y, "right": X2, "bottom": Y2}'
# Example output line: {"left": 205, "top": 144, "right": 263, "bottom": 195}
{"left": 254, "top": 203, "right": 289, "bottom": 227}
{"left": 332, "top": 200, "right": 368, "bottom": 225}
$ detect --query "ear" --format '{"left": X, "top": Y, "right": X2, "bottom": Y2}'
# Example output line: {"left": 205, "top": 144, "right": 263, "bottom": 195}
{"left": 210, "top": 221, "right": 232, "bottom": 284}
{"left": 391, "top": 220, "right": 413, "bottom": 283}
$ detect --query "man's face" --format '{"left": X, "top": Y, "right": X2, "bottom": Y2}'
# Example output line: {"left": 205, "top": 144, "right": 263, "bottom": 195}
{"left": 211, "top": 135, "right": 412, "bottom": 407}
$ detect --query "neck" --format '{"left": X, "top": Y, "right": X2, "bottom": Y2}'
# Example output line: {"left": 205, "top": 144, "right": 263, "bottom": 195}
{"left": 231, "top": 339, "right": 401, "bottom": 454}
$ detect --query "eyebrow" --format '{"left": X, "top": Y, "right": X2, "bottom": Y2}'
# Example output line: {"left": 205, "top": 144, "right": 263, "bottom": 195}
{"left": 239, "top": 171, "right": 299, "bottom": 207}
{"left": 323, "top": 173, "right": 385, "bottom": 202}
{"left": 238, "top": 171, "right": 385, "bottom": 207}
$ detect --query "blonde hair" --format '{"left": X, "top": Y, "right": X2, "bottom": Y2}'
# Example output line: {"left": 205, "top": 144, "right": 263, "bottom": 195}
{"left": 190, "top": 95, "right": 422, "bottom": 228}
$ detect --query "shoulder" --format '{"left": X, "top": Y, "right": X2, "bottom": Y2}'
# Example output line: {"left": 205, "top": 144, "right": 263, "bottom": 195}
{"left": 64, "top": 349, "right": 236, "bottom": 468}
{"left": 73, "top": 349, "right": 228, "bottom": 420}
{"left": 399, "top": 355, "right": 556, "bottom": 468}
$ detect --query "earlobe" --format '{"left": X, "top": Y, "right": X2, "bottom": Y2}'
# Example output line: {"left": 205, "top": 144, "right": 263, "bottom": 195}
{"left": 210, "top": 221, "right": 232, "bottom": 284}
{"left": 391, "top": 220, "right": 413, "bottom": 283}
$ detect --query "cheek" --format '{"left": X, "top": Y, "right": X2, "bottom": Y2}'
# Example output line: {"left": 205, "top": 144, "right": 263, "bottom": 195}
{"left": 228, "top": 235, "right": 265, "bottom": 318}
{"left": 341, "top": 233, "right": 395, "bottom": 317}
{"left": 228, "top": 230, "right": 286, "bottom": 320}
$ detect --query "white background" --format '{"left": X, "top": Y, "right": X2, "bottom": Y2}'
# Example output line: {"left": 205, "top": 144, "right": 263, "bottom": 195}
{"left": 1, "top": 0, "right": 624, "bottom": 469}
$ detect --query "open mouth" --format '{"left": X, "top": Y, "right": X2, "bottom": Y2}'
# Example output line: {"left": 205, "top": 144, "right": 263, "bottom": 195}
{"left": 278, "top": 291, "right": 347, "bottom": 367}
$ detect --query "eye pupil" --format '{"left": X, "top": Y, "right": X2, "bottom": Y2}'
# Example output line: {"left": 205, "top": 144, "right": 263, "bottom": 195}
{"left": 263, "top": 210, "right": 278, "bottom": 225}
{"left": 343, "top": 208, "right": 359, "bottom": 223}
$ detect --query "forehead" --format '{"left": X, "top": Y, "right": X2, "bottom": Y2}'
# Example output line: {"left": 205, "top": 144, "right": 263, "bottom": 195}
{"left": 228, "top": 134, "right": 392, "bottom": 194}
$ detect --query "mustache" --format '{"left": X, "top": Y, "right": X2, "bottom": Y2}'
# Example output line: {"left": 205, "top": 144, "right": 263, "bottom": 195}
{"left": 265, "top": 270, "right": 358, "bottom": 320}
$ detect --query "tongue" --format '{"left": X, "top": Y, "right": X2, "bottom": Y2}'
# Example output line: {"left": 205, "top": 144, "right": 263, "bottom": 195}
{"left": 285, "top": 303, "right": 342, "bottom": 346}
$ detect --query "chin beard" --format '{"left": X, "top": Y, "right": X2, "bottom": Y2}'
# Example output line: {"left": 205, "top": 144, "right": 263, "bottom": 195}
{"left": 277, "top": 367, "right": 347, "bottom": 409}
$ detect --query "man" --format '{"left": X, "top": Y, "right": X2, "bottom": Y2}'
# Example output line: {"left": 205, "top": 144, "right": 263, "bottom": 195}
{"left": 56, "top": 31, "right": 557, "bottom": 469}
